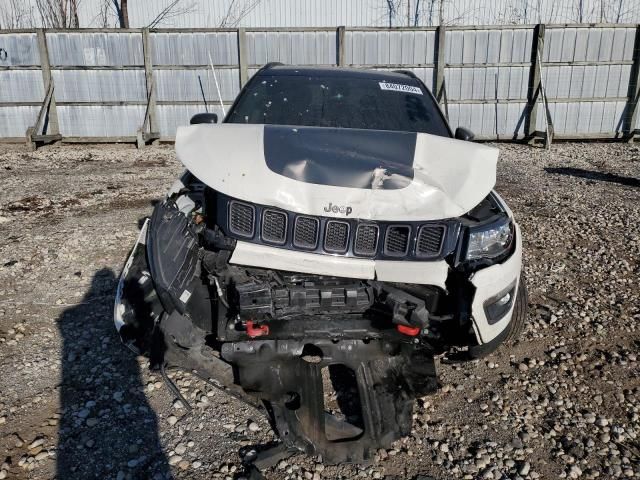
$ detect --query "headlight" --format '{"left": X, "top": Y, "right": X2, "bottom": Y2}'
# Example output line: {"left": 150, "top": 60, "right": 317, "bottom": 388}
{"left": 465, "top": 218, "right": 513, "bottom": 260}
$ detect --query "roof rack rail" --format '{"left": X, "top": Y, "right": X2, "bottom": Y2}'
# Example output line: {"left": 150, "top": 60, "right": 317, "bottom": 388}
{"left": 393, "top": 69, "right": 418, "bottom": 80}
{"left": 256, "top": 62, "right": 285, "bottom": 75}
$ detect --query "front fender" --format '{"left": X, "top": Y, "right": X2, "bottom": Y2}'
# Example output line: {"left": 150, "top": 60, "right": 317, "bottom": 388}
{"left": 114, "top": 219, "right": 163, "bottom": 353}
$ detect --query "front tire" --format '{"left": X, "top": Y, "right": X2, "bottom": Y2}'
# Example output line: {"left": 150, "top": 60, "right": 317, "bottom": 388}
{"left": 504, "top": 277, "right": 528, "bottom": 344}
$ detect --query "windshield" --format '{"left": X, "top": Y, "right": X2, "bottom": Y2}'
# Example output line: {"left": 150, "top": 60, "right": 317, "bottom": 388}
{"left": 226, "top": 73, "right": 450, "bottom": 136}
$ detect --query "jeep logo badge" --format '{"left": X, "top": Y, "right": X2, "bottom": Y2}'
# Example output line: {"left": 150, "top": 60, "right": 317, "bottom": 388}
{"left": 324, "top": 202, "right": 353, "bottom": 216}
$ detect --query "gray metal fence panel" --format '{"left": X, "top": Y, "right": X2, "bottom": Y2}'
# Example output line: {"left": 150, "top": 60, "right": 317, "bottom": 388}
{"left": 150, "top": 32, "right": 238, "bottom": 65}
{"left": 47, "top": 32, "right": 144, "bottom": 66}
{"left": 150, "top": 31, "right": 241, "bottom": 136}
{"left": 448, "top": 102, "right": 528, "bottom": 138}
{"left": 543, "top": 27, "right": 636, "bottom": 63}
{"left": 0, "top": 70, "right": 45, "bottom": 102}
{"left": 535, "top": 26, "right": 636, "bottom": 138}
{"left": 0, "top": 33, "right": 42, "bottom": 137}
{"left": 345, "top": 30, "right": 437, "bottom": 65}
{"left": 541, "top": 64, "right": 631, "bottom": 99}
{"left": 155, "top": 68, "right": 240, "bottom": 102}
{"left": 2, "top": 25, "right": 640, "bottom": 141}
{"left": 51, "top": 70, "right": 147, "bottom": 102}
{"left": 445, "top": 28, "right": 533, "bottom": 65}
{"left": 0, "top": 32, "right": 40, "bottom": 65}
{"left": 443, "top": 28, "right": 533, "bottom": 139}
{"left": 538, "top": 101, "right": 627, "bottom": 136}
{"left": 57, "top": 105, "right": 146, "bottom": 137}
{"left": 0, "top": 106, "right": 40, "bottom": 137}
{"left": 444, "top": 66, "right": 530, "bottom": 101}
{"left": 246, "top": 30, "right": 336, "bottom": 65}
{"left": 39, "top": 32, "right": 147, "bottom": 137}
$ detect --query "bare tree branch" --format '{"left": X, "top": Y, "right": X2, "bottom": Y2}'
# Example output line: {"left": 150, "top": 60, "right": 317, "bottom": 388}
{"left": 0, "top": 0, "right": 37, "bottom": 29}
{"left": 147, "top": 0, "right": 197, "bottom": 28}
{"left": 85, "top": 0, "right": 119, "bottom": 28}
{"left": 217, "top": 0, "right": 262, "bottom": 27}
{"left": 35, "top": 0, "right": 81, "bottom": 28}
{"left": 217, "top": 0, "right": 238, "bottom": 27}
{"left": 413, "top": 0, "right": 422, "bottom": 26}
{"left": 383, "top": 0, "right": 402, "bottom": 27}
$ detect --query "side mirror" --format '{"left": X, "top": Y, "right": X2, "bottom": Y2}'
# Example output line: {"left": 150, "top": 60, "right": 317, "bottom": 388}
{"left": 454, "top": 127, "right": 475, "bottom": 142}
{"left": 190, "top": 113, "right": 218, "bottom": 125}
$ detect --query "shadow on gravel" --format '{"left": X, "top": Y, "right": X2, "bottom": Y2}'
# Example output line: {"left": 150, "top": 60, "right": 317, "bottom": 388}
{"left": 545, "top": 167, "right": 640, "bottom": 188}
{"left": 56, "top": 268, "right": 170, "bottom": 479}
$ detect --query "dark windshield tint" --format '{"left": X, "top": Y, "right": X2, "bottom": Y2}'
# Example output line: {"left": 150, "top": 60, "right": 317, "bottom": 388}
{"left": 227, "top": 74, "right": 450, "bottom": 136}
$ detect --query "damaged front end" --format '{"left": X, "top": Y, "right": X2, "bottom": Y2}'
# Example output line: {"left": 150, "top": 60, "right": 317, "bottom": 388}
{"left": 114, "top": 125, "right": 524, "bottom": 466}
{"left": 115, "top": 193, "right": 441, "bottom": 464}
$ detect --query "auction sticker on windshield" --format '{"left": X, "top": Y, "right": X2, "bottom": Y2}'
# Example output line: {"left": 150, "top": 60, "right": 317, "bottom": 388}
{"left": 379, "top": 82, "right": 423, "bottom": 95}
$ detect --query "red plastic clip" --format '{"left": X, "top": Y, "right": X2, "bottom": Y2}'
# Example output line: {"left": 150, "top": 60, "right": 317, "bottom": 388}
{"left": 246, "top": 320, "right": 269, "bottom": 338}
{"left": 396, "top": 324, "right": 421, "bottom": 336}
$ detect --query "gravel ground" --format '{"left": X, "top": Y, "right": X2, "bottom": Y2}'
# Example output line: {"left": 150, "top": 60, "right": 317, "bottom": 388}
{"left": 0, "top": 141, "right": 638, "bottom": 480}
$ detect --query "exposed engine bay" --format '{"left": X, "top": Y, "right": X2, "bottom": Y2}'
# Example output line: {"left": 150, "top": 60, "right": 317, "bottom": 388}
{"left": 120, "top": 175, "right": 515, "bottom": 352}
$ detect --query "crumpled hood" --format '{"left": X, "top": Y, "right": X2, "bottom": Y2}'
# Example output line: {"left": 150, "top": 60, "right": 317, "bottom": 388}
{"left": 175, "top": 123, "right": 499, "bottom": 221}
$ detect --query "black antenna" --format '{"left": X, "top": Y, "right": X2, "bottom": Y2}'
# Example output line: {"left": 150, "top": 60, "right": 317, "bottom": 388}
{"left": 197, "top": 75, "right": 208, "bottom": 113}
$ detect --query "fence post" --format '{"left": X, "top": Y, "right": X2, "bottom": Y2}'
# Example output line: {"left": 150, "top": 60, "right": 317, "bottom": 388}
{"left": 139, "top": 28, "right": 159, "bottom": 147}
{"left": 36, "top": 29, "right": 59, "bottom": 136}
{"left": 624, "top": 24, "right": 640, "bottom": 142}
{"left": 237, "top": 27, "right": 248, "bottom": 88}
{"left": 526, "top": 23, "right": 545, "bottom": 143}
{"left": 336, "top": 26, "right": 346, "bottom": 66}
{"left": 434, "top": 25, "right": 446, "bottom": 108}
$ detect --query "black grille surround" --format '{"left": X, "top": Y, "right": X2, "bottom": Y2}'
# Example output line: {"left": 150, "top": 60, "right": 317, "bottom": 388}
{"left": 218, "top": 194, "right": 457, "bottom": 261}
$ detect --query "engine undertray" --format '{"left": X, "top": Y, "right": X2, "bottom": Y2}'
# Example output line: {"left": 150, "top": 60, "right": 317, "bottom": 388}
{"left": 220, "top": 338, "right": 439, "bottom": 464}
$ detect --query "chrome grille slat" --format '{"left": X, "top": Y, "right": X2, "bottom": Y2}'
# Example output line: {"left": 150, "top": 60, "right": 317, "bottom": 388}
{"left": 384, "top": 225, "right": 410, "bottom": 256}
{"left": 229, "top": 201, "right": 255, "bottom": 238}
{"left": 324, "top": 221, "right": 350, "bottom": 253}
{"left": 354, "top": 224, "right": 378, "bottom": 256}
{"left": 262, "top": 209, "right": 287, "bottom": 244}
{"left": 416, "top": 225, "right": 445, "bottom": 257}
{"left": 293, "top": 216, "right": 319, "bottom": 249}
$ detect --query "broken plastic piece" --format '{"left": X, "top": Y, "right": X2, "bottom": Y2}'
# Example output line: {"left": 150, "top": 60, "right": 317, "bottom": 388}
{"left": 161, "top": 363, "right": 193, "bottom": 412}
{"left": 396, "top": 324, "right": 421, "bottom": 336}
{"left": 246, "top": 320, "right": 270, "bottom": 338}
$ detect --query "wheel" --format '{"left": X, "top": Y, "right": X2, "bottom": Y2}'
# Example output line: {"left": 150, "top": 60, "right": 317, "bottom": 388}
{"left": 504, "top": 277, "right": 528, "bottom": 344}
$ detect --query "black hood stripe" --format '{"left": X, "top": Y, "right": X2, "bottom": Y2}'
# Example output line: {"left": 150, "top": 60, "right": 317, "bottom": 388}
{"left": 263, "top": 125, "right": 417, "bottom": 190}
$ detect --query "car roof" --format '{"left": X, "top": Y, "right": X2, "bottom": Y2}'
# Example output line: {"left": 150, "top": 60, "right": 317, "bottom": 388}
{"left": 255, "top": 65, "right": 419, "bottom": 82}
